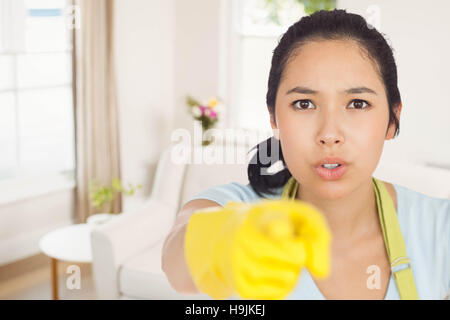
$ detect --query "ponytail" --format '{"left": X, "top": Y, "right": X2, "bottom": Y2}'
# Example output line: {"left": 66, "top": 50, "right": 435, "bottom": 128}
{"left": 247, "top": 136, "right": 292, "bottom": 197}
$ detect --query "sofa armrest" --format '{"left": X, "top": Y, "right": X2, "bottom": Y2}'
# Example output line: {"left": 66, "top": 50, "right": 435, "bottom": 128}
{"left": 90, "top": 199, "right": 177, "bottom": 299}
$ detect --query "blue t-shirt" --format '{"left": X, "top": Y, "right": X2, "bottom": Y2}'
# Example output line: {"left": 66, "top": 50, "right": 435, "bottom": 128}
{"left": 187, "top": 181, "right": 450, "bottom": 300}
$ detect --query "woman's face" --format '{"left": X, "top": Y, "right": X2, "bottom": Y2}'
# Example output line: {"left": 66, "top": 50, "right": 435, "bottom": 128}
{"left": 270, "top": 39, "right": 401, "bottom": 199}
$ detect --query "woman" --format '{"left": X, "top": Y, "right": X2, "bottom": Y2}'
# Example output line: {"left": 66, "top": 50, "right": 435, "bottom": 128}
{"left": 161, "top": 9, "right": 450, "bottom": 300}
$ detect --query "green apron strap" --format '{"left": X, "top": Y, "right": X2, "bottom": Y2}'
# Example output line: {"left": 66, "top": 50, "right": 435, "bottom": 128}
{"left": 281, "top": 176, "right": 419, "bottom": 300}
{"left": 280, "top": 176, "right": 298, "bottom": 200}
{"left": 372, "top": 177, "right": 419, "bottom": 300}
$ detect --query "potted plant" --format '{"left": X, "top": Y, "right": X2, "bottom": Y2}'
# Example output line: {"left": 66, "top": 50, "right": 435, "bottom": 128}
{"left": 87, "top": 177, "right": 142, "bottom": 225}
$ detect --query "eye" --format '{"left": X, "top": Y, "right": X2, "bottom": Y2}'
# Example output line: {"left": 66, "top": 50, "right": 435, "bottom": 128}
{"left": 292, "top": 99, "right": 315, "bottom": 111}
{"left": 348, "top": 99, "right": 371, "bottom": 110}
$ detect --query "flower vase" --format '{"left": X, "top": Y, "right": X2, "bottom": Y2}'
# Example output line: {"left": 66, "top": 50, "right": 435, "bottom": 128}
{"left": 201, "top": 124, "right": 215, "bottom": 146}
{"left": 202, "top": 139, "right": 213, "bottom": 146}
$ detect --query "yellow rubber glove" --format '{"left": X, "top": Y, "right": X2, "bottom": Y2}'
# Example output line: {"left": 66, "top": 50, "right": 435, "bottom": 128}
{"left": 184, "top": 199, "right": 331, "bottom": 300}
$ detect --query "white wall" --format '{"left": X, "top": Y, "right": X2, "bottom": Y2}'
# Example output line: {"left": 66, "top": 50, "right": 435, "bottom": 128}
{"left": 0, "top": 188, "right": 74, "bottom": 266}
{"left": 115, "top": 0, "right": 224, "bottom": 211}
{"left": 114, "top": 0, "right": 176, "bottom": 210}
{"left": 338, "top": 0, "right": 450, "bottom": 167}
{"left": 173, "top": 0, "right": 222, "bottom": 132}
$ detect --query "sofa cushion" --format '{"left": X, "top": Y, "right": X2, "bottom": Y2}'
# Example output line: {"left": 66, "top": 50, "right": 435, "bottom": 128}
{"left": 118, "top": 238, "right": 212, "bottom": 300}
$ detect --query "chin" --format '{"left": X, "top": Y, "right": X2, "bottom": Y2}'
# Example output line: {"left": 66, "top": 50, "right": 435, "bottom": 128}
{"left": 314, "top": 180, "right": 352, "bottom": 200}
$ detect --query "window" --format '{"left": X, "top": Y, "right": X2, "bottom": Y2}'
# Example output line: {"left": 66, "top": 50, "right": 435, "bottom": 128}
{"left": 0, "top": 0, "right": 75, "bottom": 186}
{"left": 228, "top": 0, "right": 335, "bottom": 131}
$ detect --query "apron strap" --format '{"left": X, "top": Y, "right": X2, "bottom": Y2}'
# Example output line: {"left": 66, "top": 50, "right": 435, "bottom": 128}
{"left": 280, "top": 175, "right": 298, "bottom": 200}
{"left": 372, "top": 177, "right": 419, "bottom": 300}
{"left": 281, "top": 176, "right": 419, "bottom": 300}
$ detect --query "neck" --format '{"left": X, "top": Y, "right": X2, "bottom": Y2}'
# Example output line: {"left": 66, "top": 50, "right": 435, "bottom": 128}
{"left": 297, "top": 178, "right": 379, "bottom": 248}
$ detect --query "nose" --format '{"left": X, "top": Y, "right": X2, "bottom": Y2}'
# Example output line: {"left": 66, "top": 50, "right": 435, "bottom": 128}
{"left": 316, "top": 119, "right": 345, "bottom": 147}
{"left": 315, "top": 104, "right": 345, "bottom": 147}
{"left": 317, "top": 135, "right": 343, "bottom": 146}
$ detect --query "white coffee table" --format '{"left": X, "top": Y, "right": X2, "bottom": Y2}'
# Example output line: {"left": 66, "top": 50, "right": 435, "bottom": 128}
{"left": 39, "top": 223, "right": 94, "bottom": 300}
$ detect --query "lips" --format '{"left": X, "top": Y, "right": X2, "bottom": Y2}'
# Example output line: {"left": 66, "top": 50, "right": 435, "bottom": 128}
{"left": 314, "top": 156, "right": 348, "bottom": 167}
{"left": 315, "top": 163, "right": 348, "bottom": 180}
{"left": 314, "top": 156, "right": 349, "bottom": 180}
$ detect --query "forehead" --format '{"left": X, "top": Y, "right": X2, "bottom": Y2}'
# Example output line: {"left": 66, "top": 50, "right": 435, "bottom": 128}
{"left": 281, "top": 39, "right": 384, "bottom": 92}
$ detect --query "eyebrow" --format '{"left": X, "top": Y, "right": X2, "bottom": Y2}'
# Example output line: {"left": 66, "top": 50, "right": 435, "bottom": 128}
{"left": 285, "top": 86, "right": 378, "bottom": 95}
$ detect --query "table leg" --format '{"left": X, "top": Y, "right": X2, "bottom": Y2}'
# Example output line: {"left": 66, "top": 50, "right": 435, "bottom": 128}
{"left": 51, "top": 258, "right": 59, "bottom": 300}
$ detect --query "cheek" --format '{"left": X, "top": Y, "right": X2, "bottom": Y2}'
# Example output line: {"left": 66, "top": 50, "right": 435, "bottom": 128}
{"left": 347, "top": 118, "right": 383, "bottom": 145}
{"left": 347, "top": 113, "right": 387, "bottom": 167}
{"left": 278, "top": 118, "right": 312, "bottom": 170}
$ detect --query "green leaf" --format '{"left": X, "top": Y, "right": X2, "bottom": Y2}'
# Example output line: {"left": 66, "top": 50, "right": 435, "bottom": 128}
{"left": 296, "top": 0, "right": 336, "bottom": 15}
{"left": 111, "top": 177, "right": 123, "bottom": 192}
{"left": 186, "top": 95, "right": 201, "bottom": 107}
{"left": 88, "top": 178, "right": 143, "bottom": 210}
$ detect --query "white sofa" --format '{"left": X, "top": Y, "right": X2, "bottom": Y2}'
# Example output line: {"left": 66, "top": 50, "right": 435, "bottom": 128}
{"left": 90, "top": 142, "right": 450, "bottom": 299}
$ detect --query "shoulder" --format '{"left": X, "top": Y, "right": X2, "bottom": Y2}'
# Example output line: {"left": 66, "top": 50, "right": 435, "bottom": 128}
{"left": 392, "top": 183, "right": 450, "bottom": 296}
{"left": 185, "top": 182, "right": 283, "bottom": 207}
{"left": 393, "top": 183, "right": 450, "bottom": 228}
{"left": 392, "top": 183, "right": 450, "bottom": 241}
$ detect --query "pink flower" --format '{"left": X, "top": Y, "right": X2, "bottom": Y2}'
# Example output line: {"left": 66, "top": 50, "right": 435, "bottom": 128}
{"left": 209, "top": 109, "right": 217, "bottom": 118}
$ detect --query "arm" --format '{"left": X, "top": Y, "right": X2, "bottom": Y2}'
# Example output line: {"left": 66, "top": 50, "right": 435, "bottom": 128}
{"left": 161, "top": 199, "right": 222, "bottom": 294}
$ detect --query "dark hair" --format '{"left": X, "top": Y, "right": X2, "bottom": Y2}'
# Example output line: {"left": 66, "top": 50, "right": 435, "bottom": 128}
{"left": 248, "top": 9, "right": 402, "bottom": 197}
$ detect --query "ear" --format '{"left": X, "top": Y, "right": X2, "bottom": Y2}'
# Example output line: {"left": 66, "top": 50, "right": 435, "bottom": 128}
{"left": 269, "top": 108, "right": 280, "bottom": 140}
{"left": 386, "top": 102, "right": 402, "bottom": 140}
